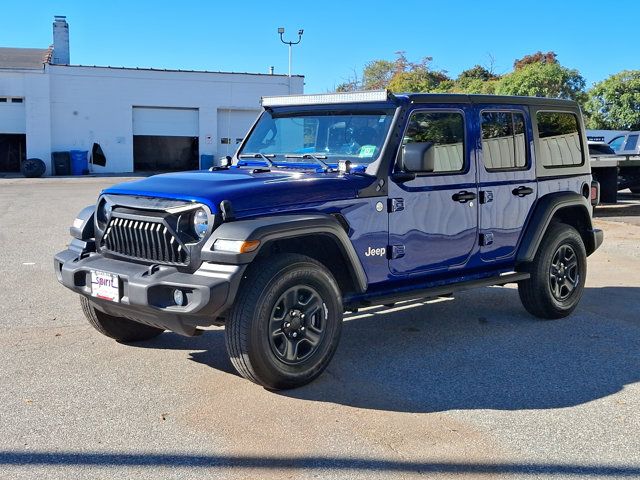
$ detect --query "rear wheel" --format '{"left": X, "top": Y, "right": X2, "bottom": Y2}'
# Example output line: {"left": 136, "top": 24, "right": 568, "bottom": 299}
{"left": 518, "top": 223, "right": 587, "bottom": 319}
{"left": 80, "top": 297, "right": 164, "bottom": 342}
{"left": 225, "top": 253, "right": 342, "bottom": 390}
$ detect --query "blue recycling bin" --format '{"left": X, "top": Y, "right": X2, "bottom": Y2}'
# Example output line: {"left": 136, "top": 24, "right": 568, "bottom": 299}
{"left": 69, "top": 150, "right": 89, "bottom": 175}
{"left": 200, "top": 154, "right": 214, "bottom": 169}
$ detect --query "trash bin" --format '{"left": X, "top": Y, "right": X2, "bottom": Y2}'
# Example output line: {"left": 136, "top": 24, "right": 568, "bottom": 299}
{"left": 52, "top": 152, "right": 71, "bottom": 176}
{"left": 200, "top": 154, "right": 214, "bottom": 169}
{"left": 69, "top": 150, "right": 89, "bottom": 175}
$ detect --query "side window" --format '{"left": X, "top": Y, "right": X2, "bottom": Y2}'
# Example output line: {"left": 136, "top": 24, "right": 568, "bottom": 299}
{"left": 536, "top": 111, "right": 584, "bottom": 167}
{"left": 624, "top": 134, "right": 639, "bottom": 151}
{"left": 608, "top": 135, "right": 625, "bottom": 151}
{"left": 481, "top": 111, "right": 527, "bottom": 170}
{"left": 402, "top": 111, "right": 465, "bottom": 173}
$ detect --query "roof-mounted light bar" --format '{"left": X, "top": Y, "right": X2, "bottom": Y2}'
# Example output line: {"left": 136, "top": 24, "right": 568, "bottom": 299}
{"left": 261, "top": 90, "right": 392, "bottom": 107}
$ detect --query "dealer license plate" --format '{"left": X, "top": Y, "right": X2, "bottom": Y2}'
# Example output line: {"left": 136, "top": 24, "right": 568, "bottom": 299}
{"left": 90, "top": 270, "right": 120, "bottom": 303}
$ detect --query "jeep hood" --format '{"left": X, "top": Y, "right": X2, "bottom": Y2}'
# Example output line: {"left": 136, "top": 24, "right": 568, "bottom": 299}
{"left": 102, "top": 168, "right": 376, "bottom": 215}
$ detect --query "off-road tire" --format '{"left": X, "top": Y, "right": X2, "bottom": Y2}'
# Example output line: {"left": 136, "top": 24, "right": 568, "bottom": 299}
{"left": 80, "top": 296, "right": 164, "bottom": 342}
{"left": 518, "top": 223, "right": 587, "bottom": 319}
{"left": 225, "top": 253, "right": 343, "bottom": 390}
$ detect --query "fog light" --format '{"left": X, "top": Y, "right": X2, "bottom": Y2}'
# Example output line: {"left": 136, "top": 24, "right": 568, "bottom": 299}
{"left": 173, "top": 289, "right": 184, "bottom": 306}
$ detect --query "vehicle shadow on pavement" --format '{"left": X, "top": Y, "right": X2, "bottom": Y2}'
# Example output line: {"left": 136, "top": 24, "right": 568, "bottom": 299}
{"left": 136, "top": 285, "right": 640, "bottom": 414}
{"left": 0, "top": 451, "right": 639, "bottom": 477}
{"left": 139, "top": 330, "right": 237, "bottom": 375}
{"left": 595, "top": 192, "right": 640, "bottom": 217}
{"left": 279, "top": 285, "right": 640, "bottom": 413}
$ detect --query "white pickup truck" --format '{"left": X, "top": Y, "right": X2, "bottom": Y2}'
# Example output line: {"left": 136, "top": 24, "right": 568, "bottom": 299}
{"left": 587, "top": 132, "right": 640, "bottom": 202}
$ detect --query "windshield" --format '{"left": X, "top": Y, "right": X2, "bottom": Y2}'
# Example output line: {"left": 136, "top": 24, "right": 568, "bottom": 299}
{"left": 239, "top": 110, "right": 394, "bottom": 164}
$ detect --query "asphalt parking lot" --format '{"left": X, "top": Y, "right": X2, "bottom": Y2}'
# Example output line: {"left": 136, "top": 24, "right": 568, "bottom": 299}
{"left": 0, "top": 177, "right": 639, "bottom": 479}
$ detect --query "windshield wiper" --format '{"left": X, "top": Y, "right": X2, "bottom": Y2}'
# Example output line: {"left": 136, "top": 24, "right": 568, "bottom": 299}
{"left": 285, "top": 153, "right": 334, "bottom": 172}
{"left": 238, "top": 153, "right": 276, "bottom": 168}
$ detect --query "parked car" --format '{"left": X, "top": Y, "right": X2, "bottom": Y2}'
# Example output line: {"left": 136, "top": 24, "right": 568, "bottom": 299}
{"left": 588, "top": 140, "right": 617, "bottom": 156}
{"left": 588, "top": 140, "right": 624, "bottom": 202}
{"left": 55, "top": 91, "right": 603, "bottom": 389}
{"left": 608, "top": 131, "right": 640, "bottom": 155}
{"left": 607, "top": 132, "right": 640, "bottom": 194}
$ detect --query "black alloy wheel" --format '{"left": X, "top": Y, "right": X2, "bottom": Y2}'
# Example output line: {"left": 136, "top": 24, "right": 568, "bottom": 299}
{"left": 549, "top": 244, "right": 580, "bottom": 301}
{"left": 269, "top": 286, "right": 327, "bottom": 364}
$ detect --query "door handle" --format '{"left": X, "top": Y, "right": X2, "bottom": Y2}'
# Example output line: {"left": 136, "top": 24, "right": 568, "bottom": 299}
{"left": 452, "top": 191, "right": 477, "bottom": 203}
{"left": 512, "top": 186, "right": 534, "bottom": 197}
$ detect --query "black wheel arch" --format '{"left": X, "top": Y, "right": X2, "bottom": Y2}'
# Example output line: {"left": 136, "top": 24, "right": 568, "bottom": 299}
{"left": 201, "top": 214, "right": 368, "bottom": 294}
{"left": 517, "top": 192, "right": 598, "bottom": 264}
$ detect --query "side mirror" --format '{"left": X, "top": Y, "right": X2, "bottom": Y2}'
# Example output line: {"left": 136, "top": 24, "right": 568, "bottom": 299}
{"left": 399, "top": 142, "right": 435, "bottom": 173}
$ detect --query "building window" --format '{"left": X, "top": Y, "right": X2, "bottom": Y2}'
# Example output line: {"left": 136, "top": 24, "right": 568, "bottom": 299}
{"left": 11, "top": 98, "right": 23, "bottom": 103}
{"left": 402, "top": 111, "right": 465, "bottom": 173}
{"left": 536, "top": 111, "right": 583, "bottom": 167}
{"left": 481, "top": 111, "right": 527, "bottom": 170}
{"left": 0, "top": 98, "right": 7, "bottom": 103}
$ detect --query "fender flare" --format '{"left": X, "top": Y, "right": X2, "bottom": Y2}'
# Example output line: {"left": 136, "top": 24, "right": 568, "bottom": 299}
{"left": 516, "top": 192, "right": 594, "bottom": 264}
{"left": 70, "top": 205, "right": 96, "bottom": 240}
{"left": 200, "top": 214, "right": 368, "bottom": 293}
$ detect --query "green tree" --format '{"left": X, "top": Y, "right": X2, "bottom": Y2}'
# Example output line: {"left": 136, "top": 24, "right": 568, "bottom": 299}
{"left": 457, "top": 65, "right": 497, "bottom": 82}
{"left": 451, "top": 65, "right": 500, "bottom": 94}
{"left": 495, "top": 62, "right": 586, "bottom": 102}
{"left": 513, "top": 51, "right": 558, "bottom": 70}
{"left": 362, "top": 59, "right": 396, "bottom": 90}
{"left": 334, "top": 52, "right": 450, "bottom": 93}
{"left": 386, "top": 52, "right": 451, "bottom": 93}
{"left": 585, "top": 70, "right": 640, "bottom": 130}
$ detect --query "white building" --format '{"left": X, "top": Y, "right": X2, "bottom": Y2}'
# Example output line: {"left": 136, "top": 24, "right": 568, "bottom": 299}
{"left": 0, "top": 16, "right": 303, "bottom": 175}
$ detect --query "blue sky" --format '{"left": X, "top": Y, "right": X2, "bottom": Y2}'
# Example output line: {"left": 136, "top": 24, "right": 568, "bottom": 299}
{"left": 2, "top": 0, "right": 638, "bottom": 93}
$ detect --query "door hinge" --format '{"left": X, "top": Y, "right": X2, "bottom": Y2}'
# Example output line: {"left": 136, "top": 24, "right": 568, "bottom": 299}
{"left": 479, "top": 232, "right": 494, "bottom": 246}
{"left": 389, "top": 244, "right": 406, "bottom": 259}
{"left": 388, "top": 198, "right": 405, "bottom": 212}
{"left": 479, "top": 190, "right": 493, "bottom": 204}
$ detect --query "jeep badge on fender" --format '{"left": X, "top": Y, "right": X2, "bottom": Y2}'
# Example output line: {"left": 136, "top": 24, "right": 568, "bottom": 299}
{"left": 364, "top": 246, "right": 386, "bottom": 257}
{"left": 55, "top": 90, "right": 603, "bottom": 390}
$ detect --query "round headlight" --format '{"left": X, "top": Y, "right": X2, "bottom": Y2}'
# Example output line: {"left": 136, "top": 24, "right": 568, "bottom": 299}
{"left": 97, "top": 200, "right": 111, "bottom": 227}
{"left": 193, "top": 208, "right": 209, "bottom": 239}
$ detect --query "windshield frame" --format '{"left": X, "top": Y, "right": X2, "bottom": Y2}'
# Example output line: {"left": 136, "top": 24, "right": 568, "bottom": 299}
{"left": 235, "top": 103, "right": 398, "bottom": 171}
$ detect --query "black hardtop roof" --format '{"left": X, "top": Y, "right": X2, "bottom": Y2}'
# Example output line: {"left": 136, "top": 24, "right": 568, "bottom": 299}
{"left": 400, "top": 92, "right": 578, "bottom": 107}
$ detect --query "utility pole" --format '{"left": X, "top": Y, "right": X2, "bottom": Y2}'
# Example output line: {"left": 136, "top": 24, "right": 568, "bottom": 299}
{"left": 278, "top": 27, "right": 303, "bottom": 78}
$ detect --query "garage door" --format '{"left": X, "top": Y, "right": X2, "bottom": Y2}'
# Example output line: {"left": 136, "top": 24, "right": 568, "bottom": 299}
{"left": 0, "top": 98, "right": 26, "bottom": 172}
{"left": 132, "top": 107, "right": 199, "bottom": 172}
{"left": 0, "top": 98, "right": 26, "bottom": 133}
{"left": 133, "top": 107, "right": 199, "bottom": 136}
{"left": 217, "top": 109, "right": 260, "bottom": 157}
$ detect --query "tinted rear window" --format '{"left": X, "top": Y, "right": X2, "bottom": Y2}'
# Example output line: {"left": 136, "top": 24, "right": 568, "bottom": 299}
{"left": 625, "top": 134, "right": 639, "bottom": 151}
{"left": 536, "top": 112, "right": 583, "bottom": 167}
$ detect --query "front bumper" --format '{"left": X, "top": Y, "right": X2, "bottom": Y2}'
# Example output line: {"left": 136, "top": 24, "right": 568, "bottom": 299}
{"left": 54, "top": 247, "right": 245, "bottom": 336}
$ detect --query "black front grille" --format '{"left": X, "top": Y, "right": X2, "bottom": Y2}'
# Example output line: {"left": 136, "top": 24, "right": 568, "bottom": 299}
{"left": 102, "top": 217, "right": 188, "bottom": 265}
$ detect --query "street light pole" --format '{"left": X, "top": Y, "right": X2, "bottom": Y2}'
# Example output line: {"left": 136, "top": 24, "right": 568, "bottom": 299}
{"left": 278, "top": 27, "right": 303, "bottom": 77}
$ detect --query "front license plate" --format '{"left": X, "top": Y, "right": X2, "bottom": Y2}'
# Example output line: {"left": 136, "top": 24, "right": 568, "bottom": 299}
{"left": 90, "top": 270, "right": 120, "bottom": 303}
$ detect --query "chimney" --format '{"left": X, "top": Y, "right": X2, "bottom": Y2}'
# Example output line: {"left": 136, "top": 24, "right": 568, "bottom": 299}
{"left": 52, "top": 16, "right": 70, "bottom": 65}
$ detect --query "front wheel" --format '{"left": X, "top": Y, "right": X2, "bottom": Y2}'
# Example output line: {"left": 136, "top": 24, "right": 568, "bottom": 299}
{"left": 518, "top": 223, "right": 587, "bottom": 319}
{"left": 225, "top": 253, "right": 343, "bottom": 390}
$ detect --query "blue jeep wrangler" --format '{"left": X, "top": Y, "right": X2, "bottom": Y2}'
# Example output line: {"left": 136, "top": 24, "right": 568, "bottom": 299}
{"left": 55, "top": 91, "right": 603, "bottom": 389}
